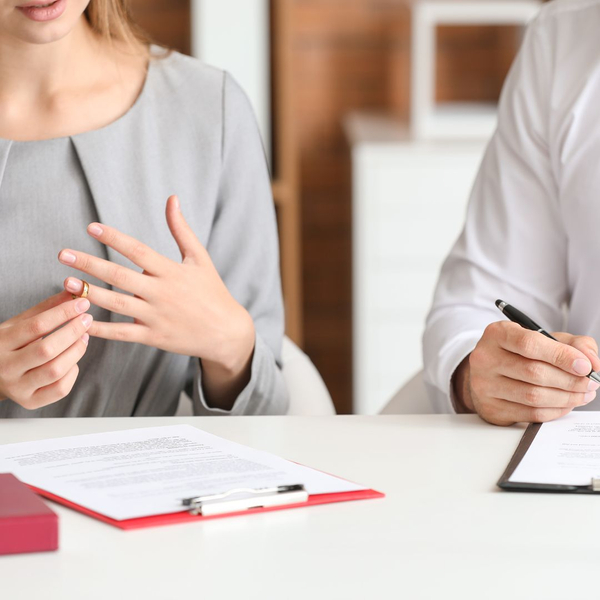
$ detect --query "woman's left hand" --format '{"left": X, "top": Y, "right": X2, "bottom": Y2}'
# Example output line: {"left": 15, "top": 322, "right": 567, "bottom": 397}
{"left": 58, "top": 195, "right": 256, "bottom": 381}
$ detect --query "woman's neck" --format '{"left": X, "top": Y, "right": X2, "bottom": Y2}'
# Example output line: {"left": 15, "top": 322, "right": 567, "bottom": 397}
{"left": 0, "top": 17, "right": 149, "bottom": 141}
{"left": 0, "top": 17, "right": 100, "bottom": 105}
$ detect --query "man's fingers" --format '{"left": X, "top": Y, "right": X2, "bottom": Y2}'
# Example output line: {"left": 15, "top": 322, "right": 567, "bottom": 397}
{"left": 12, "top": 299, "right": 91, "bottom": 350}
{"left": 20, "top": 313, "right": 93, "bottom": 372}
{"left": 556, "top": 333, "right": 600, "bottom": 373}
{"left": 1, "top": 292, "right": 73, "bottom": 329}
{"left": 478, "top": 396, "right": 573, "bottom": 426}
{"left": 86, "top": 222, "right": 172, "bottom": 276}
{"left": 496, "top": 322, "right": 593, "bottom": 377}
{"left": 495, "top": 350, "right": 596, "bottom": 394}
{"left": 64, "top": 278, "right": 148, "bottom": 321}
{"left": 491, "top": 376, "right": 596, "bottom": 409}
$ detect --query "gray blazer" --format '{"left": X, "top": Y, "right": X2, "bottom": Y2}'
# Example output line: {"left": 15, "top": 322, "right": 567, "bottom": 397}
{"left": 0, "top": 49, "right": 289, "bottom": 417}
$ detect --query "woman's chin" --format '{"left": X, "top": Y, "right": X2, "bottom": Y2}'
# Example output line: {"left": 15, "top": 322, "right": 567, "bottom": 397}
{"left": 8, "top": 22, "right": 74, "bottom": 44}
{"left": 7, "top": 0, "right": 86, "bottom": 45}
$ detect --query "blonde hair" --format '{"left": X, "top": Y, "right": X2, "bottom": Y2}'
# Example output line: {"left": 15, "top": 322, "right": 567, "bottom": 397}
{"left": 85, "top": 0, "right": 152, "bottom": 54}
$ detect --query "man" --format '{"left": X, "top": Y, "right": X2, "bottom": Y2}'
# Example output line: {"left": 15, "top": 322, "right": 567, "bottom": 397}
{"left": 423, "top": 0, "right": 600, "bottom": 426}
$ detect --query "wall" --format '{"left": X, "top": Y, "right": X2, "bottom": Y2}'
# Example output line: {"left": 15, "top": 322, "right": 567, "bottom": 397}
{"left": 130, "top": 0, "right": 191, "bottom": 55}
{"left": 291, "top": 0, "right": 519, "bottom": 413}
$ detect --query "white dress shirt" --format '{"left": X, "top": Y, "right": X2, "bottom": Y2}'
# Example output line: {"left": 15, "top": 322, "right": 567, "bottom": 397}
{"left": 423, "top": 0, "right": 600, "bottom": 412}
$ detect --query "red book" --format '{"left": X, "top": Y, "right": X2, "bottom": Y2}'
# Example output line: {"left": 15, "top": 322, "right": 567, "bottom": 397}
{"left": 0, "top": 473, "right": 58, "bottom": 556}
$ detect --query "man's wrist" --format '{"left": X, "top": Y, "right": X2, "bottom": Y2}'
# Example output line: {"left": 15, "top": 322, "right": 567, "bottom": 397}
{"left": 452, "top": 356, "right": 475, "bottom": 414}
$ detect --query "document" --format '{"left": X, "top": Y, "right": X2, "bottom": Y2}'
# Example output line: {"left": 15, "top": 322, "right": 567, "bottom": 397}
{"left": 509, "top": 412, "right": 600, "bottom": 486}
{"left": 0, "top": 425, "right": 365, "bottom": 521}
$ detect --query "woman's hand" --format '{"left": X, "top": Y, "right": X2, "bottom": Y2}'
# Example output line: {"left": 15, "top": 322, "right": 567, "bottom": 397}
{"left": 0, "top": 293, "right": 92, "bottom": 410}
{"left": 59, "top": 195, "right": 256, "bottom": 409}
{"left": 454, "top": 321, "right": 600, "bottom": 426}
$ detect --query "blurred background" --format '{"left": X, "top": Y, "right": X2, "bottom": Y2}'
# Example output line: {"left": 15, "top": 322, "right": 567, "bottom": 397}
{"left": 129, "top": 0, "right": 543, "bottom": 415}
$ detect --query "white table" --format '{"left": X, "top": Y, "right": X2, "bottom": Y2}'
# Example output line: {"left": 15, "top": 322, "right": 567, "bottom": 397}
{"left": 1, "top": 416, "right": 598, "bottom": 599}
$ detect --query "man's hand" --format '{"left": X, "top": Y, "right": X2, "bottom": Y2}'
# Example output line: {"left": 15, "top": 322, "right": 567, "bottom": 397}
{"left": 453, "top": 321, "right": 600, "bottom": 426}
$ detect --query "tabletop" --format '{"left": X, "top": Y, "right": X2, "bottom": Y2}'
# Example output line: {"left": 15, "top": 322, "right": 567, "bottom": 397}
{"left": 0, "top": 415, "right": 598, "bottom": 600}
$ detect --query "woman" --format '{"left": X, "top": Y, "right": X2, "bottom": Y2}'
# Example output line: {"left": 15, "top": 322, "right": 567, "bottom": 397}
{"left": 0, "top": 0, "right": 289, "bottom": 417}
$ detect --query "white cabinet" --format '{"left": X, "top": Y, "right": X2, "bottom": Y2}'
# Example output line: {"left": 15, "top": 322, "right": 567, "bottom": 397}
{"left": 348, "top": 115, "right": 487, "bottom": 414}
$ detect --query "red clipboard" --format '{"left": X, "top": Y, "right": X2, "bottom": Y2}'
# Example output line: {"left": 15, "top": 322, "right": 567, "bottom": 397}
{"left": 29, "top": 485, "right": 384, "bottom": 531}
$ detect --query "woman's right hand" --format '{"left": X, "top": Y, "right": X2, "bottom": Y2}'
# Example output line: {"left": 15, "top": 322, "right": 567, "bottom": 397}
{"left": 454, "top": 321, "right": 600, "bottom": 426}
{"left": 0, "top": 292, "right": 93, "bottom": 410}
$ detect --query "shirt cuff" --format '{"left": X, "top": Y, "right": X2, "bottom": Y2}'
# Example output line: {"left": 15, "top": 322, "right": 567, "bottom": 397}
{"left": 426, "top": 333, "right": 482, "bottom": 414}
{"left": 192, "top": 333, "right": 289, "bottom": 416}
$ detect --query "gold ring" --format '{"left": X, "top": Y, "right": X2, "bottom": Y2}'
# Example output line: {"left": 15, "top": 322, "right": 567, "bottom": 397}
{"left": 72, "top": 280, "right": 90, "bottom": 300}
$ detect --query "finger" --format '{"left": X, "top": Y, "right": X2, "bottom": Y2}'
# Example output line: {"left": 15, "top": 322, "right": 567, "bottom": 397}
{"left": 491, "top": 376, "right": 596, "bottom": 409}
{"left": 165, "top": 195, "right": 205, "bottom": 262}
{"left": 27, "top": 365, "right": 80, "bottom": 410}
{"left": 64, "top": 277, "right": 149, "bottom": 321}
{"left": 555, "top": 333, "right": 600, "bottom": 373}
{"left": 12, "top": 298, "right": 91, "bottom": 350}
{"left": 480, "top": 396, "right": 572, "bottom": 426}
{"left": 86, "top": 222, "right": 172, "bottom": 276}
{"left": 498, "top": 323, "right": 593, "bottom": 377}
{"left": 58, "top": 249, "right": 150, "bottom": 297}
{"left": 20, "top": 313, "right": 93, "bottom": 372}
{"left": 24, "top": 335, "right": 88, "bottom": 390}
{"left": 495, "top": 350, "right": 596, "bottom": 394}
{"left": 88, "top": 321, "right": 150, "bottom": 345}
{"left": 1, "top": 291, "right": 73, "bottom": 328}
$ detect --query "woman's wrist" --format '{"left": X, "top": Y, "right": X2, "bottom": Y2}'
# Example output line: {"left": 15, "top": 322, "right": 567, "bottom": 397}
{"left": 209, "top": 307, "right": 256, "bottom": 374}
{"left": 200, "top": 307, "right": 256, "bottom": 410}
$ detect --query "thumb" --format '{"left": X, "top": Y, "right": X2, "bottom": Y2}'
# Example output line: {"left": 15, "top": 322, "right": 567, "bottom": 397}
{"left": 165, "top": 195, "right": 204, "bottom": 262}
{"left": 555, "top": 332, "right": 600, "bottom": 373}
{"left": 573, "top": 337, "right": 600, "bottom": 373}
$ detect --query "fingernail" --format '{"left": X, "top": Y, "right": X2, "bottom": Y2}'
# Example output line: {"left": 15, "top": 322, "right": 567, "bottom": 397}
{"left": 173, "top": 196, "right": 180, "bottom": 210}
{"left": 81, "top": 333, "right": 89, "bottom": 346}
{"left": 573, "top": 358, "right": 592, "bottom": 376}
{"left": 585, "top": 391, "right": 597, "bottom": 404}
{"left": 81, "top": 314, "right": 93, "bottom": 328}
{"left": 66, "top": 278, "right": 81, "bottom": 293}
{"left": 588, "top": 380, "right": 600, "bottom": 392}
{"left": 76, "top": 299, "right": 90, "bottom": 313}
{"left": 88, "top": 224, "right": 103, "bottom": 237}
{"left": 59, "top": 251, "right": 76, "bottom": 265}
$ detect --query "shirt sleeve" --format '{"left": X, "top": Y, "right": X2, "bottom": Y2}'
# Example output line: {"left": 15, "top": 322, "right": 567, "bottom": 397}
{"left": 422, "top": 12, "right": 566, "bottom": 413}
{"left": 192, "top": 72, "right": 289, "bottom": 416}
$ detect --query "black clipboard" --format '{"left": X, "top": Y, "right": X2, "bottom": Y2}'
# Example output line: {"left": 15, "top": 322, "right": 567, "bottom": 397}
{"left": 497, "top": 423, "right": 600, "bottom": 494}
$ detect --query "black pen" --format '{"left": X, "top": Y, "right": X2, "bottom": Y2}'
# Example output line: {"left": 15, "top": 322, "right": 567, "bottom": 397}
{"left": 496, "top": 299, "right": 600, "bottom": 384}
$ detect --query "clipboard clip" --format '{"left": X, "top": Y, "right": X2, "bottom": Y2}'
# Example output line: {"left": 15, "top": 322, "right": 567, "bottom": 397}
{"left": 181, "top": 484, "right": 308, "bottom": 516}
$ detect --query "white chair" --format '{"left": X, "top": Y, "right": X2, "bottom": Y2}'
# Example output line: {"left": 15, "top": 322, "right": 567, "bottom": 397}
{"left": 380, "top": 369, "right": 435, "bottom": 415}
{"left": 176, "top": 337, "right": 336, "bottom": 416}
